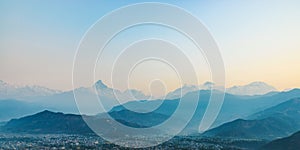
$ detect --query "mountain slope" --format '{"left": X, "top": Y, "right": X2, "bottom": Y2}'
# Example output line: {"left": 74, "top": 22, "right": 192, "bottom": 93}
{"left": 111, "top": 88, "right": 300, "bottom": 133}
{"left": 0, "top": 80, "right": 61, "bottom": 100}
{"left": 203, "top": 117, "right": 299, "bottom": 140}
{"left": 108, "top": 109, "right": 170, "bottom": 127}
{"left": 1, "top": 110, "right": 161, "bottom": 137}
{"left": 227, "top": 82, "right": 277, "bottom": 96}
{"left": 31, "top": 87, "right": 117, "bottom": 115}
{"left": 203, "top": 98, "right": 300, "bottom": 140}
{"left": 93, "top": 80, "right": 149, "bottom": 102}
{"left": 248, "top": 98, "right": 300, "bottom": 120}
{"left": 166, "top": 85, "right": 199, "bottom": 99}
{"left": 0, "top": 99, "right": 45, "bottom": 121}
{"left": 212, "top": 88, "right": 300, "bottom": 127}
{"left": 165, "top": 82, "right": 214, "bottom": 99}
{"left": 261, "top": 130, "right": 300, "bottom": 150}
{"left": 28, "top": 80, "right": 149, "bottom": 115}
{"left": 2, "top": 110, "right": 93, "bottom": 134}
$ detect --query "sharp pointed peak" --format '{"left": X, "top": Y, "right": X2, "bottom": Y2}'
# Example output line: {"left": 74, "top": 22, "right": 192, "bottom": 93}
{"left": 94, "top": 80, "right": 108, "bottom": 89}
{"left": 203, "top": 81, "right": 214, "bottom": 85}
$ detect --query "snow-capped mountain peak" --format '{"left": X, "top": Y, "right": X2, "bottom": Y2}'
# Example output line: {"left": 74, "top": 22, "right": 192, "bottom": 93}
{"left": 0, "top": 80, "right": 61, "bottom": 100}
{"left": 226, "top": 81, "right": 277, "bottom": 96}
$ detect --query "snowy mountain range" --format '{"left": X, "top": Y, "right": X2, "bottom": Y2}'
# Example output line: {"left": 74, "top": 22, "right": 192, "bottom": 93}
{"left": 93, "top": 80, "right": 149, "bottom": 102}
{"left": 226, "top": 81, "right": 277, "bottom": 96}
{"left": 0, "top": 80, "right": 295, "bottom": 123}
{"left": 0, "top": 80, "right": 278, "bottom": 101}
{"left": 165, "top": 82, "right": 215, "bottom": 99}
{"left": 0, "top": 80, "right": 61, "bottom": 100}
{"left": 166, "top": 81, "right": 277, "bottom": 99}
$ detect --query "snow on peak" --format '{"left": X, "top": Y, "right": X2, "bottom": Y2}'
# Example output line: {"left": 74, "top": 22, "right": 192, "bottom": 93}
{"left": 227, "top": 82, "right": 277, "bottom": 96}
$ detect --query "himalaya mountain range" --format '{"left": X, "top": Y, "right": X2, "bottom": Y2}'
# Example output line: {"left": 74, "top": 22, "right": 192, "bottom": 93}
{"left": 1, "top": 80, "right": 300, "bottom": 149}
{"left": 0, "top": 80, "right": 279, "bottom": 120}
{"left": 0, "top": 80, "right": 277, "bottom": 101}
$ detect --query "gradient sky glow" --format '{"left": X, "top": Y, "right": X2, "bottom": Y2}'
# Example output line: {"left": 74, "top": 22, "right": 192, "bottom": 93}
{"left": 1, "top": 0, "right": 300, "bottom": 92}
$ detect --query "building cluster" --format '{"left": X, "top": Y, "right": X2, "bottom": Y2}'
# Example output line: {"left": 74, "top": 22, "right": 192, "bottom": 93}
{"left": 0, "top": 134, "right": 260, "bottom": 150}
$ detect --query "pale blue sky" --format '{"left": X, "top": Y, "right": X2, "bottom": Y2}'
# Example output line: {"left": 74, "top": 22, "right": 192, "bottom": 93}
{"left": 1, "top": 0, "right": 300, "bottom": 92}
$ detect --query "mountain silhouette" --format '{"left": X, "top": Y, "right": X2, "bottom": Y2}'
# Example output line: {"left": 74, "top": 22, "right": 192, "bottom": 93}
{"left": 203, "top": 98, "right": 300, "bottom": 140}
{"left": 1, "top": 110, "right": 161, "bottom": 137}
{"left": 261, "top": 130, "right": 300, "bottom": 150}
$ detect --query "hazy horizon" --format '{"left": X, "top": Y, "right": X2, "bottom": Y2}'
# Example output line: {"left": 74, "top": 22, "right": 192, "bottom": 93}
{"left": 1, "top": 78, "right": 297, "bottom": 93}
{"left": 1, "top": 0, "right": 300, "bottom": 93}
{"left": 1, "top": 1, "right": 300, "bottom": 149}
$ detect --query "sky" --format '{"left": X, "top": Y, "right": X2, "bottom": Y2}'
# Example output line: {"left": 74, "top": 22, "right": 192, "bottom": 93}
{"left": 0, "top": 0, "right": 300, "bottom": 94}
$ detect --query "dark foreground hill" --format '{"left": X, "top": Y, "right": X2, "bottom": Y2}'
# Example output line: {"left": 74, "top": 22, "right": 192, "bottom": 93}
{"left": 261, "top": 130, "right": 300, "bottom": 150}
{"left": 2, "top": 110, "right": 93, "bottom": 134}
{"left": 203, "top": 116, "right": 298, "bottom": 140}
{"left": 1, "top": 110, "right": 164, "bottom": 138}
{"left": 203, "top": 98, "right": 300, "bottom": 140}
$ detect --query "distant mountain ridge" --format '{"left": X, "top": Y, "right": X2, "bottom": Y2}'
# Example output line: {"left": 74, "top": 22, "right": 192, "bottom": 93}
{"left": 2, "top": 110, "right": 93, "bottom": 134}
{"left": 203, "top": 98, "right": 300, "bottom": 140}
{"left": 165, "top": 84, "right": 199, "bottom": 99}
{"left": 93, "top": 80, "right": 149, "bottom": 102}
{"left": 2, "top": 97, "right": 300, "bottom": 140}
{"left": 0, "top": 80, "right": 61, "bottom": 100}
{"left": 0, "top": 80, "right": 280, "bottom": 101}
{"left": 226, "top": 81, "right": 277, "bottom": 96}
{"left": 1, "top": 110, "right": 162, "bottom": 136}
{"left": 0, "top": 80, "right": 299, "bottom": 130}
{"left": 0, "top": 99, "right": 46, "bottom": 121}
{"left": 248, "top": 98, "right": 300, "bottom": 120}
{"left": 203, "top": 117, "right": 299, "bottom": 140}
{"left": 109, "top": 89, "right": 300, "bottom": 135}
{"left": 25, "top": 80, "right": 150, "bottom": 115}
{"left": 261, "top": 130, "right": 300, "bottom": 150}
{"left": 166, "top": 81, "right": 278, "bottom": 99}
